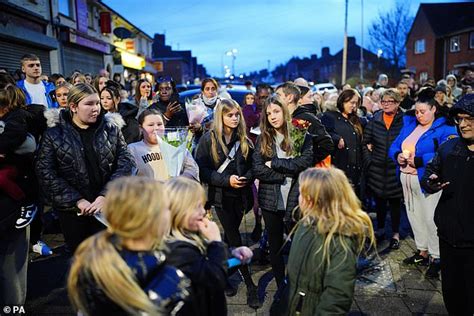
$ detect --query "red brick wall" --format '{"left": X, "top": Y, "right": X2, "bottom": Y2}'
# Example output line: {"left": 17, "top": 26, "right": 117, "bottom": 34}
{"left": 406, "top": 10, "right": 437, "bottom": 80}
{"left": 446, "top": 31, "right": 474, "bottom": 75}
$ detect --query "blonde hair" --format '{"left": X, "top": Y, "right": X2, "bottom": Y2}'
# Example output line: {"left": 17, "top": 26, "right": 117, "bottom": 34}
{"left": 68, "top": 177, "right": 170, "bottom": 315}
{"left": 297, "top": 167, "right": 375, "bottom": 266}
{"left": 210, "top": 98, "right": 251, "bottom": 165}
{"left": 259, "top": 95, "right": 293, "bottom": 158}
{"left": 165, "top": 177, "right": 207, "bottom": 253}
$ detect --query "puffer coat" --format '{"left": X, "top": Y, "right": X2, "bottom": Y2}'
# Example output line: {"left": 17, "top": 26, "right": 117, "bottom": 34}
{"left": 252, "top": 134, "right": 313, "bottom": 218}
{"left": 35, "top": 109, "right": 134, "bottom": 210}
{"left": 362, "top": 109, "right": 404, "bottom": 199}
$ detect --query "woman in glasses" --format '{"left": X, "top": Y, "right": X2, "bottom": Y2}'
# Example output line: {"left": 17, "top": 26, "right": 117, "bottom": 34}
{"left": 150, "top": 76, "right": 188, "bottom": 128}
{"left": 362, "top": 88, "right": 405, "bottom": 249}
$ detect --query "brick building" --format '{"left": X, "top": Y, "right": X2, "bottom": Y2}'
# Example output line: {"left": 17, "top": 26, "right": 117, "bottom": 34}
{"left": 406, "top": 2, "right": 474, "bottom": 82}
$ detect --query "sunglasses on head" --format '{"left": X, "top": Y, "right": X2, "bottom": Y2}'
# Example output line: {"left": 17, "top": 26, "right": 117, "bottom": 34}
{"left": 157, "top": 76, "right": 173, "bottom": 83}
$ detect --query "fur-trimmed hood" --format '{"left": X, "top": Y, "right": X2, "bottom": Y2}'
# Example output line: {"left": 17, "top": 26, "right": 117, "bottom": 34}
{"left": 44, "top": 108, "right": 125, "bottom": 129}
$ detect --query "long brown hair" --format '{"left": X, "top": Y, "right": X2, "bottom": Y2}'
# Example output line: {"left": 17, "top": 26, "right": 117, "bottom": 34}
{"left": 67, "top": 177, "right": 169, "bottom": 315}
{"left": 134, "top": 78, "right": 153, "bottom": 105}
{"left": 336, "top": 88, "right": 363, "bottom": 136}
{"left": 210, "top": 98, "right": 251, "bottom": 164}
{"left": 0, "top": 84, "right": 26, "bottom": 116}
{"left": 259, "top": 95, "right": 292, "bottom": 158}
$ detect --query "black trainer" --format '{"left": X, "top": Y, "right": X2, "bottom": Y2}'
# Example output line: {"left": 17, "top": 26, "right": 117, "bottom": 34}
{"left": 389, "top": 238, "right": 400, "bottom": 250}
{"left": 403, "top": 252, "right": 429, "bottom": 266}
{"left": 425, "top": 259, "right": 441, "bottom": 279}
{"left": 247, "top": 284, "right": 262, "bottom": 309}
{"left": 15, "top": 204, "right": 38, "bottom": 229}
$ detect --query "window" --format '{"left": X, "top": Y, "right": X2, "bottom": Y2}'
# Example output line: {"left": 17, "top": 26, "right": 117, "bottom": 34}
{"left": 59, "top": 0, "right": 72, "bottom": 17}
{"left": 470, "top": 32, "right": 474, "bottom": 49}
{"left": 414, "top": 39, "right": 425, "bottom": 54}
{"left": 87, "top": 4, "right": 95, "bottom": 29}
{"left": 450, "top": 36, "right": 460, "bottom": 52}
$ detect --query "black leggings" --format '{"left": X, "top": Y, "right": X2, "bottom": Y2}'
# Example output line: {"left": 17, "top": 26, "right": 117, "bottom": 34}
{"left": 261, "top": 209, "right": 285, "bottom": 289}
{"left": 215, "top": 196, "right": 254, "bottom": 287}
{"left": 57, "top": 210, "right": 106, "bottom": 253}
{"left": 374, "top": 197, "right": 401, "bottom": 234}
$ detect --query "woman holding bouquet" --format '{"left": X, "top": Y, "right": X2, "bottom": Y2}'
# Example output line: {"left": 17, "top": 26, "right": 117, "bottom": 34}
{"left": 252, "top": 96, "right": 313, "bottom": 291}
{"left": 195, "top": 99, "right": 260, "bottom": 309}
{"left": 128, "top": 109, "right": 198, "bottom": 181}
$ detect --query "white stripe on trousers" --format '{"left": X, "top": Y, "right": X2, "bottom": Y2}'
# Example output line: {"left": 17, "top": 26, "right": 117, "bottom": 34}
{"left": 400, "top": 173, "right": 442, "bottom": 258}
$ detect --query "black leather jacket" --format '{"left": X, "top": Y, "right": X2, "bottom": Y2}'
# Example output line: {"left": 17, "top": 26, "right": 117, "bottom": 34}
{"left": 35, "top": 109, "right": 135, "bottom": 210}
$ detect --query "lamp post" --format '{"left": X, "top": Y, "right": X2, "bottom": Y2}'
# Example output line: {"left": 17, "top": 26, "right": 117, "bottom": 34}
{"left": 377, "top": 49, "right": 383, "bottom": 74}
{"left": 226, "top": 48, "right": 238, "bottom": 77}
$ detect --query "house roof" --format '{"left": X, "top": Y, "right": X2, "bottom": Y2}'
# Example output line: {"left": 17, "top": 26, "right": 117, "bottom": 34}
{"left": 420, "top": 2, "right": 474, "bottom": 37}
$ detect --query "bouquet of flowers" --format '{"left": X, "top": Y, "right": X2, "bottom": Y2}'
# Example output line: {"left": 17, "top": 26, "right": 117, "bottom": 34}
{"left": 185, "top": 98, "right": 214, "bottom": 125}
{"left": 156, "top": 127, "right": 190, "bottom": 177}
{"left": 290, "top": 118, "right": 311, "bottom": 156}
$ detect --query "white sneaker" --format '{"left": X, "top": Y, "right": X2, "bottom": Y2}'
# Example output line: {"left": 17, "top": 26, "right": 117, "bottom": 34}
{"left": 15, "top": 204, "right": 38, "bottom": 229}
{"left": 32, "top": 241, "right": 53, "bottom": 256}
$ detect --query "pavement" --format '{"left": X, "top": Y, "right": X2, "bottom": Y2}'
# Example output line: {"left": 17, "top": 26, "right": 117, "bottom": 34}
{"left": 21, "top": 209, "right": 448, "bottom": 315}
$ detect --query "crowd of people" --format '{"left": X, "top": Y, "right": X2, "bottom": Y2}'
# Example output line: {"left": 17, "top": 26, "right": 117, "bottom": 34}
{"left": 1, "top": 53, "right": 473, "bottom": 315}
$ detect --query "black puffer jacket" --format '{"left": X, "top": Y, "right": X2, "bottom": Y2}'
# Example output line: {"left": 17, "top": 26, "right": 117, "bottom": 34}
{"left": 292, "top": 105, "right": 334, "bottom": 164}
{"left": 252, "top": 134, "right": 313, "bottom": 216}
{"left": 320, "top": 111, "right": 362, "bottom": 188}
{"left": 35, "top": 109, "right": 134, "bottom": 210}
{"left": 195, "top": 130, "right": 253, "bottom": 211}
{"left": 362, "top": 110, "right": 404, "bottom": 199}
{"left": 421, "top": 138, "right": 474, "bottom": 248}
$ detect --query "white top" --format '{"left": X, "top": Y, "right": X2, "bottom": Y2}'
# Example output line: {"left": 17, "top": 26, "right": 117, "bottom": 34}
{"left": 24, "top": 81, "right": 48, "bottom": 107}
{"left": 128, "top": 141, "right": 170, "bottom": 181}
{"left": 275, "top": 132, "right": 293, "bottom": 210}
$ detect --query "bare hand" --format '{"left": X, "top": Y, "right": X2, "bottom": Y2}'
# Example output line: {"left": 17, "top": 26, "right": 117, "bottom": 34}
{"left": 77, "top": 198, "right": 92, "bottom": 215}
{"left": 407, "top": 154, "right": 416, "bottom": 168}
{"left": 366, "top": 144, "right": 373, "bottom": 152}
{"left": 397, "top": 153, "right": 407, "bottom": 167}
{"left": 265, "top": 161, "right": 272, "bottom": 168}
{"left": 189, "top": 122, "right": 202, "bottom": 134}
{"left": 229, "top": 175, "right": 246, "bottom": 188}
{"left": 231, "top": 246, "right": 253, "bottom": 264}
{"left": 428, "top": 174, "right": 450, "bottom": 190}
{"left": 198, "top": 218, "right": 221, "bottom": 242}
{"left": 338, "top": 138, "right": 345, "bottom": 149}
{"left": 164, "top": 101, "right": 181, "bottom": 118}
{"left": 84, "top": 196, "right": 105, "bottom": 215}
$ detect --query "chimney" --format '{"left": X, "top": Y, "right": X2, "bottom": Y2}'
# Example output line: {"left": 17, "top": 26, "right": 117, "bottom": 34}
{"left": 154, "top": 34, "right": 166, "bottom": 46}
{"left": 347, "top": 36, "right": 356, "bottom": 47}
{"left": 322, "top": 47, "right": 330, "bottom": 58}
{"left": 310, "top": 54, "right": 318, "bottom": 61}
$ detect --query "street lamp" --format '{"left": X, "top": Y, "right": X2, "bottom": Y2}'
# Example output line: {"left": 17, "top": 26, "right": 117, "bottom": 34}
{"left": 226, "top": 48, "right": 238, "bottom": 77}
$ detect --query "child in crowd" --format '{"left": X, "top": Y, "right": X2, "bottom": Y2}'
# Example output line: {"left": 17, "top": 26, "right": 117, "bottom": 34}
{"left": 128, "top": 109, "right": 199, "bottom": 181}
{"left": 164, "top": 177, "right": 253, "bottom": 315}
{"left": 275, "top": 167, "right": 375, "bottom": 315}
{"left": 68, "top": 176, "right": 189, "bottom": 315}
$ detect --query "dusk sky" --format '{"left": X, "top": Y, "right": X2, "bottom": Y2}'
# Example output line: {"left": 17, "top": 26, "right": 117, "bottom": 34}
{"left": 103, "top": 0, "right": 464, "bottom": 77}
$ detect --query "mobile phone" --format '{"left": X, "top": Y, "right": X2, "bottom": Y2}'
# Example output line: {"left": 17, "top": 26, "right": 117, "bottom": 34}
{"left": 227, "top": 258, "right": 242, "bottom": 268}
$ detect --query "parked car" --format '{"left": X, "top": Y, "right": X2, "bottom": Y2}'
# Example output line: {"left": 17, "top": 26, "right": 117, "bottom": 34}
{"left": 312, "top": 83, "right": 337, "bottom": 94}
{"left": 179, "top": 87, "right": 251, "bottom": 106}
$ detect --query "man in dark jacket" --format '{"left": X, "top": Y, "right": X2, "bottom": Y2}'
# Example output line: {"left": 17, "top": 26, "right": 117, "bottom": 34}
{"left": 397, "top": 80, "right": 414, "bottom": 111}
{"left": 421, "top": 94, "right": 474, "bottom": 315}
{"left": 362, "top": 88, "right": 404, "bottom": 249}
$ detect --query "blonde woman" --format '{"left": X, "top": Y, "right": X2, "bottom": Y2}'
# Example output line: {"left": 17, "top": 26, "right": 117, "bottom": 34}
{"left": 274, "top": 168, "right": 375, "bottom": 315}
{"left": 67, "top": 176, "right": 189, "bottom": 315}
{"left": 164, "top": 177, "right": 253, "bottom": 315}
{"left": 194, "top": 98, "right": 260, "bottom": 308}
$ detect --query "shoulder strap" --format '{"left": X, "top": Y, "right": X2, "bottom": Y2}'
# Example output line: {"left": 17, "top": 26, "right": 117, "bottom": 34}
{"left": 217, "top": 141, "right": 240, "bottom": 174}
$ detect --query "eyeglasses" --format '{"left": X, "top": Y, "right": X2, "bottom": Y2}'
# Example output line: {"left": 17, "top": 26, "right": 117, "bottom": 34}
{"left": 453, "top": 116, "right": 474, "bottom": 125}
{"left": 157, "top": 76, "right": 173, "bottom": 83}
